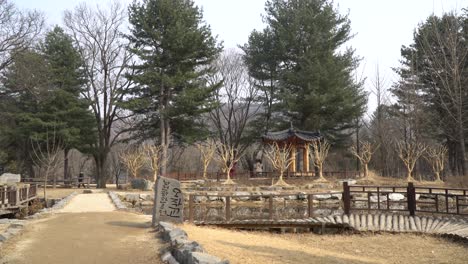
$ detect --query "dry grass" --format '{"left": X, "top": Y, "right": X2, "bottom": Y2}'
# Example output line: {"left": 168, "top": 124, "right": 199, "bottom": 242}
{"left": 181, "top": 224, "right": 468, "bottom": 264}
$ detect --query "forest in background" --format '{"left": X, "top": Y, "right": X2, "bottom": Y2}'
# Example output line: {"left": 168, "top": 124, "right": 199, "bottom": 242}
{"left": 0, "top": 0, "right": 467, "bottom": 187}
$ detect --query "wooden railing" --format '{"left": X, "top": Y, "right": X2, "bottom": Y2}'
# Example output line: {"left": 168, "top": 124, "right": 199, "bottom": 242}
{"left": 343, "top": 182, "right": 468, "bottom": 216}
{"left": 166, "top": 170, "right": 361, "bottom": 182}
{"left": 21, "top": 177, "right": 91, "bottom": 188}
{"left": 0, "top": 184, "right": 37, "bottom": 208}
{"left": 187, "top": 191, "right": 343, "bottom": 223}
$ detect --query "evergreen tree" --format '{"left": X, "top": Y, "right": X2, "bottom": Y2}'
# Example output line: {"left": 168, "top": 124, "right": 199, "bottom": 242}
{"left": 126, "top": 0, "right": 222, "bottom": 175}
{"left": 40, "top": 26, "right": 96, "bottom": 179}
{"left": 243, "top": 0, "right": 367, "bottom": 145}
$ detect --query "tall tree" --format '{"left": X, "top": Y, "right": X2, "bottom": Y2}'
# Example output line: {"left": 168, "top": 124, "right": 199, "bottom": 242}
{"left": 41, "top": 26, "right": 96, "bottom": 181}
{"left": 64, "top": 2, "right": 132, "bottom": 188}
{"left": 0, "top": 0, "right": 43, "bottom": 72}
{"left": 395, "top": 12, "right": 468, "bottom": 176}
{"left": 125, "top": 0, "right": 222, "bottom": 176}
{"left": 243, "top": 0, "right": 367, "bottom": 145}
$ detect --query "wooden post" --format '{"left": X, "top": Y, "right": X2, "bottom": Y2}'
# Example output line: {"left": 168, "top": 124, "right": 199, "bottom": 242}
{"left": 189, "top": 195, "right": 194, "bottom": 223}
{"left": 407, "top": 182, "right": 416, "bottom": 216}
{"left": 269, "top": 195, "right": 274, "bottom": 220}
{"left": 307, "top": 194, "right": 313, "bottom": 217}
{"left": 225, "top": 196, "right": 231, "bottom": 222}
{"left": 343, "top": 181, "right": 351, "bottom": 215}
{"left": 303, "top": 145, "right": 309, "bottom": 173}
{"left": 289, "top": 145, "right": 297, "bottom": 173}
{"left": 15, "top": 187, "right": 20, "bottom": 206}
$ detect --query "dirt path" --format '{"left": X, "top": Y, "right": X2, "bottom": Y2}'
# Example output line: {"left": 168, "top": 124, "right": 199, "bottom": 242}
{"left": 0, "top": 194, "right": 163, "bottom": 264}
{"left": 59, "top": 193, "right": 115, "bottom": 213}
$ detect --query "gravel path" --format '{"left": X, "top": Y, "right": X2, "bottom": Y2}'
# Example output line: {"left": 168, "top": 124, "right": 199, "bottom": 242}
{"left": 0, "top": 193, "right": 163, "bottom": 264}
{"left": 59, "top": 193, "right": 116, "bottom": 213}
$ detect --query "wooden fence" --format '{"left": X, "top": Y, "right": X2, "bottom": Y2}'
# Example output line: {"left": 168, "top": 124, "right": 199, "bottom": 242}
{"left": 343, "top": 182, "right": 468, "bottom": 216}
{"left": 187, "top": 191, "right": 343, "bottom": 223}
{"left": 0, "top": 184, "right": 37, "bottom": 209}
{"left": 21, "top": 177, "right": 91, "bottom": 188}
{"left": 166, "top": 170, "right": 361, "bottom": 182}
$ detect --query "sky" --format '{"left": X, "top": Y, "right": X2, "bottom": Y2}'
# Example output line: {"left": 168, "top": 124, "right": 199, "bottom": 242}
{"left": 14, "top": 0, "right": 468, "bottom": 115}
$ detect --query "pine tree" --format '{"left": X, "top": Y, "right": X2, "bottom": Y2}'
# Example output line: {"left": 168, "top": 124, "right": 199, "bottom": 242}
{"left": 41, "top": 26, "right": 96, "bottom": 180}
{"left": 243, "top": 0, "right": 367, "bottom": 145}
{"left": 126, "top": 0, "right": 222, "bottom": 175}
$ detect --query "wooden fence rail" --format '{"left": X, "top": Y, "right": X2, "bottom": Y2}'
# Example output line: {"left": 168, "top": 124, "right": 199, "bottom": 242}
{"left": 343, "top": 182, "right": 468, "bottom": 216}
{"left": 166, "top": 170, "right": 361, "bottom": 182}
{"left": 187, "top": 191, "right": 343, "bottom": 223}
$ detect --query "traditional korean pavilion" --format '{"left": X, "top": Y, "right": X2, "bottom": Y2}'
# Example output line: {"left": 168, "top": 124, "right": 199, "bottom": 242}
{"left": 262, "top": 128, "right": 322, "bottom": 173}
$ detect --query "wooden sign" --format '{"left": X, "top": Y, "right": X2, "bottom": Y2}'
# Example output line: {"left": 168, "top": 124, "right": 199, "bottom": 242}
{"left": 153, "top": 176, "right": 184, "bottom": 224}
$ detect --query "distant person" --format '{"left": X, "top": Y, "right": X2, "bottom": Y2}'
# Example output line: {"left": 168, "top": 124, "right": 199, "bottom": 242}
{"left": 78, "top": 172, "right": 85, "bottom": 188}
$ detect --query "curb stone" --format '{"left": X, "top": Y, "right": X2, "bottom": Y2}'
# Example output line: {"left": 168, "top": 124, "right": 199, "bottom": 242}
{"left": 159, "top": 221, "right": 229, "bottom": 264}
{"left": 108, "top": 191, "right": 127, "bottom": 210}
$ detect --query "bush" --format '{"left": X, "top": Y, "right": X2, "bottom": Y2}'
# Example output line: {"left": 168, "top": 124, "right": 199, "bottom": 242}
{"left": 130, "top": 178, "right": 152, "bottom": 190}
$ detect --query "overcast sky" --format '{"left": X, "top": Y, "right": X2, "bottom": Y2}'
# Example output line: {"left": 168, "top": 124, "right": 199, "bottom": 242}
{"left": 15, "top": 0, "right": 468, "bottom": 115}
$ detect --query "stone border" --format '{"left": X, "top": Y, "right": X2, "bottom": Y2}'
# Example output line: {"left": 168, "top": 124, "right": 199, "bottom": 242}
{"left": 159, "top": 221, "right": 229, "bottom": 264}
{"left": 25, "top": 191, "right": 78, "bottom": 220}
{"left": 108, "top": 191, "right": 127, "bottom": 210}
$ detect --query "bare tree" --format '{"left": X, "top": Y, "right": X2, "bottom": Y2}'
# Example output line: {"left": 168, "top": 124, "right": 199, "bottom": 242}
{"left": 309, "top": 140, "right": 331, "bottom": 182}
{"left": 195, "top": 139, "right": 216, "bottom": 180}
{"left": 396, "top": 141, "right": 426, "bottom": 181}
{"left": 216, "top": 142, "right": 242, "bottom": 185}
{"left": 119, "top": 146, "right": 145, "bottom": 179}
{"left": 417, "top": 14, "right": 468, "bottom": 176}
{"left": 31, "top": 131, "right": 62, "bottom": 204}
{"left": 0, "top": 0, "right": 44, "bottom": 72}
{"left": 209, "top": 50, "right": 260, "bottom": 172}
{"left": 425, "top": 145, "right": 448, "bottom": 182}
{"left": 64, "top": 2, "right": 132, "bottom": 188}
{"left": 142, "top": 143, "right": 163, "bottom": 182}
{"left": 264, "top": 142, "right": 294, "bottom": 186}
{"left": 350, "top": 141, "right": 378, "bottom": 179}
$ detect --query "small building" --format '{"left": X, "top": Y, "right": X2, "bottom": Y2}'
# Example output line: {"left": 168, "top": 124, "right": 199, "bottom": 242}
{"left": 262, "top": 128, "right": 322, "bottom": 173}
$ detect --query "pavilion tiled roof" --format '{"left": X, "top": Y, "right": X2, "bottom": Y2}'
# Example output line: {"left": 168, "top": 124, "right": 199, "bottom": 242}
{"left": 262, "top": 128, "right": 322, "bottom": 142}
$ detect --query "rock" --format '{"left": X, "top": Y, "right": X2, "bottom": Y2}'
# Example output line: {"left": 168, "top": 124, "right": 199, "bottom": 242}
{"left": 83, "top": 189, "right": 93, "bottom": 194}
{"left": 172, "top": 241, "right": 204, "bottom": 263}
{"left": 389, "top": 193, "right": 405, "bottom": 201}
{"left": 338, "top": 179, "right": 357, "bottom": 185}
{"left": 140, "top": 194, "right": 153, "bottom": 201}
{"left": 124, "top": 194, "right": 140, "bottom": 202}
{"left": 189, "top": 252, "right": 228, "bottom": 264}
{"left": 233, "top": 192, "right": 251, "bottom": 201}
{"left": 314, "top": 194, "right": 332, "bottom": 201}
{"left": 0, "top": 173, "right": 21, "bottom": 184}
{"left": 141, "top": 201, "right": 153, "bottom": 206}
{"left": 168, "top": 228, "right": 188, "bottom": 242}
{"left": 370, "top": 196, "right": 387, "bottom": 203}
{"left": 297, "top": 192, "right": 307, "bottom": 200}
{"left": 161, "top": 252, "right": 179, "bottom": 264}
{"left": 0, "top": 232, "right": 11, "bottom": 241}
{"left": 331, "top": 193, "right": 342, "bottom": 200}
{"left": 194, "top": 196, "right": 208, "bottom": 203}
{"left": 130, "top": 178, "right": 153, "bottom": 191}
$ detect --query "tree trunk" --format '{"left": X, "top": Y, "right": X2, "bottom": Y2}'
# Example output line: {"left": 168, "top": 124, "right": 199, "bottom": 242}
{"left": 364, "top": 163, "right": 369, "bottom": 179}
{"left": 95, "top": 153, "right": 108, "bottom": 188}
{"left": 64, "top": 148, "right": 69, "bottom": 181}
{"left": 458, "top": 123, "right": 466, "bottom": 176}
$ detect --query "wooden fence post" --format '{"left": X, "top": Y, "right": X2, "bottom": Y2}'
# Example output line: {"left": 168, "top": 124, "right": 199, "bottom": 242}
{"left": 308, "top": 194, "right": 314, "bottom": 217}
{"left": 15, "top": 187, "right": 20, "bottom": 206}
{"left": 407, "top": 182, "right": 416, "bottom": 216}
{"left": 188, "top": 194, "right": 194, "bottom": 223}
{"left": 343, "top": 181, "right": 351, "bottom": 215}
{"left": 269, "top": 195, "right": 274, "bottom": 220}
{"left": 225, "top": 196, "right": 231, "bottom": 222}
